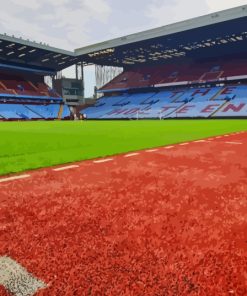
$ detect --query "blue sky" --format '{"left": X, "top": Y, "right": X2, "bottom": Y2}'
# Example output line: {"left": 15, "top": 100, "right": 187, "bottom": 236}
{"left": 1, "top": 0, "right": 246, "bottom": 96}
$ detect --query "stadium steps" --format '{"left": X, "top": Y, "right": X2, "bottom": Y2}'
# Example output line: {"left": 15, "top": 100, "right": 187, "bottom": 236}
{"left": 99, "top": 71, "right": 125, "bottom": 90}
{"left": 171, "top": 92, "right": 184, "bottom": 103}
{"left": 210, "top": 100, "right": 229, "bottom": 117}
{"left": 58, "top": 104, "right": 63, "bottom": 119}
{"left": 199, "top": 71, "right": 224, "bottom": 82}
{"left": 24, "top": 105, "right": 45, "bottom": 119}
{"left": 210, "top": 87, "right": 224, "bottom": 100}
{"left": 28, "top": 81, "right": 38, "bottom": 91}
{"left": 0, "top": 81, "right": 8, "bottom": 90}
{"left": 40, "top": 91, "right": 48, "bottom": 96}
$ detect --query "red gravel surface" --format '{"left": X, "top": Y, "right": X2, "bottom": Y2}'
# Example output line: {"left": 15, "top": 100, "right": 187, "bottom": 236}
{"left": 0, "top": 132, "right": 247, "bottom": 295}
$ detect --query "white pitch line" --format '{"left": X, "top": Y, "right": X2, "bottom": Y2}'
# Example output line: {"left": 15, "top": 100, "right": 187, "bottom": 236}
{"left": 179, "top": 143, "right": 189, "bottom": 146}
{"left": 124, "top": 153, "right": 139, "bottom": 157}
{"left": 225, "top": 141, "right": 242, "bottom": 145}
{"left": 146, "top": 149, "right": 158, "bottom": 152}
{"left": 165, "top": 146, "right": 174, "bottom": 149}
{"left": 94, "top": 158, "right": 113, "bottom": 163}
{"left": 53, "top": 165, "right": 79, "bottom": 171}
{"left": 194, "top": 140, "right": 210, "bottom": 143}
{"left": 0, "top": 174, "right": 30, "bottom": 183}
{"left": 0, "top": 256, "right": 47, "bottom": 296}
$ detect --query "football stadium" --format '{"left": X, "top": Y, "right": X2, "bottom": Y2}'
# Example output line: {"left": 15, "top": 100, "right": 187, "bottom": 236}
{"left": 0, "top": 4, "right": 247, "bottom": 295}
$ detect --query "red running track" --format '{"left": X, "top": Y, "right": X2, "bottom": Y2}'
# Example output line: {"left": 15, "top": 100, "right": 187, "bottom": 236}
{"left": 0, "top": 132, "right": 247, "bottom": 295}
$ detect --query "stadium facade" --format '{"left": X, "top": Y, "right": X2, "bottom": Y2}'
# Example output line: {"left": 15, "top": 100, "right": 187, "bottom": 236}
{"left": 0, "top": 5, "right": 247, "bottom": 120}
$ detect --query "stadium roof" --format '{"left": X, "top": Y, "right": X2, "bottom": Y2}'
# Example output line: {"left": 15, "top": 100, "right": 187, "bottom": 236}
{"left": 0, "top": 34, "right": 78, "bottom": 74}
{"left": 76, "top": 5, "right": 247, "bottom": 67}
{"left": 1, "top": 5, "right": 247, "bottom": 73}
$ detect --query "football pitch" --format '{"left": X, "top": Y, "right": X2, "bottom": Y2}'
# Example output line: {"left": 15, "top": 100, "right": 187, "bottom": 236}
{"left": 0, "top": 119, "right": 247, "bottom": 176}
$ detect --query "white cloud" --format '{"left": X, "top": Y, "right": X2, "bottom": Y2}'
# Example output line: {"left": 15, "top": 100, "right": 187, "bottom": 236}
{"left": 0, "top": 12, "right": 68, "bottom": 49}
{"left": 146, "top": 0, "right": 247, "bottom": 28}
{"left": 9, "top": 0, "right": 41, "bottom": 10}
{"left": 2, "top": 0, "right": 245, "bottom": 51}
{"left": 146, "top": 0, "right": 210, "bottom": 27}
{"left": 0, "top": 0, "right": 112, "bottom": 50}
{"left": 206, "top": 0, "right": 247, "bottom": 12}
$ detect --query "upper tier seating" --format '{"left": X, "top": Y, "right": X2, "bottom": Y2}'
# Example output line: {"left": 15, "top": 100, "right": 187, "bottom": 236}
{"left": 0, "top": 72, "right": 61, "bottom": 99}
{"left": 101, "top": 59, "right": 247, "bottom": 91}
{"left": 82, "top": 85, "right": 247, "bottom": 119}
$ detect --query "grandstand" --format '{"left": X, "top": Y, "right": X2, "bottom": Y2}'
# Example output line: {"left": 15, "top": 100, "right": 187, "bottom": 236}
{"left": 81, "top": 85, "right": 247, "bottom": 119}
{"left": 0, "top": 35, "right": 74, "bottom": 120}
{"left": 1, "top": 5, "right": 247, "bottom": 120}
{"left": 0, "top": 70, "right": 71, "bottom": 120}
{"left": 76, "top": 5, "right": 247, "bottom": 119}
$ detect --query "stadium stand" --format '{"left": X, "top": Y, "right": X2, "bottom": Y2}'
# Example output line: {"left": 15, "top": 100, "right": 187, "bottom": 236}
{"left": 100, "top": 59, "right": 247, "bottom": 91}
{"left": 173, "top": 87, "right": 222, "bottom": 103}
{"left": 0, "top": 104, "right": 38, "bottom": 119}
{"left": 0, "top": 71, "right": 60, "bottom": 98}
{"left": 1, "top": 5, "right": 247, "bottom": 121}
{"left": 213, "top": 100, "right": 247, "bottom": 117}
{"left": 0, "top": 70, "right": 70, "bottom": 120}
{"left": 24, "top": 104, "right": 61, "bottom": 119}
{"left": 81, "top": 85, "right": 247, "bottom": 119}
{"left": 0, "top": 103, "right": 70, "bottom": 120}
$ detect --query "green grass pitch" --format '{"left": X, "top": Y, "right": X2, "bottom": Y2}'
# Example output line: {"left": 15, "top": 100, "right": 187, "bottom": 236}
{"left": 0, "top": 119, "right": 247, "bottom": 176}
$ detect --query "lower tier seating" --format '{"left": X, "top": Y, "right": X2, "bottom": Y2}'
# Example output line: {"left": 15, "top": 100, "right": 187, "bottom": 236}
{"left": 212, "top": 100, "right": 247, "bottom": 117}
{"left": 81, "top": 85, "right": 247, "bottom": 119}
{"left": 0, "top": 104, "right": 70, "bottom": 120}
